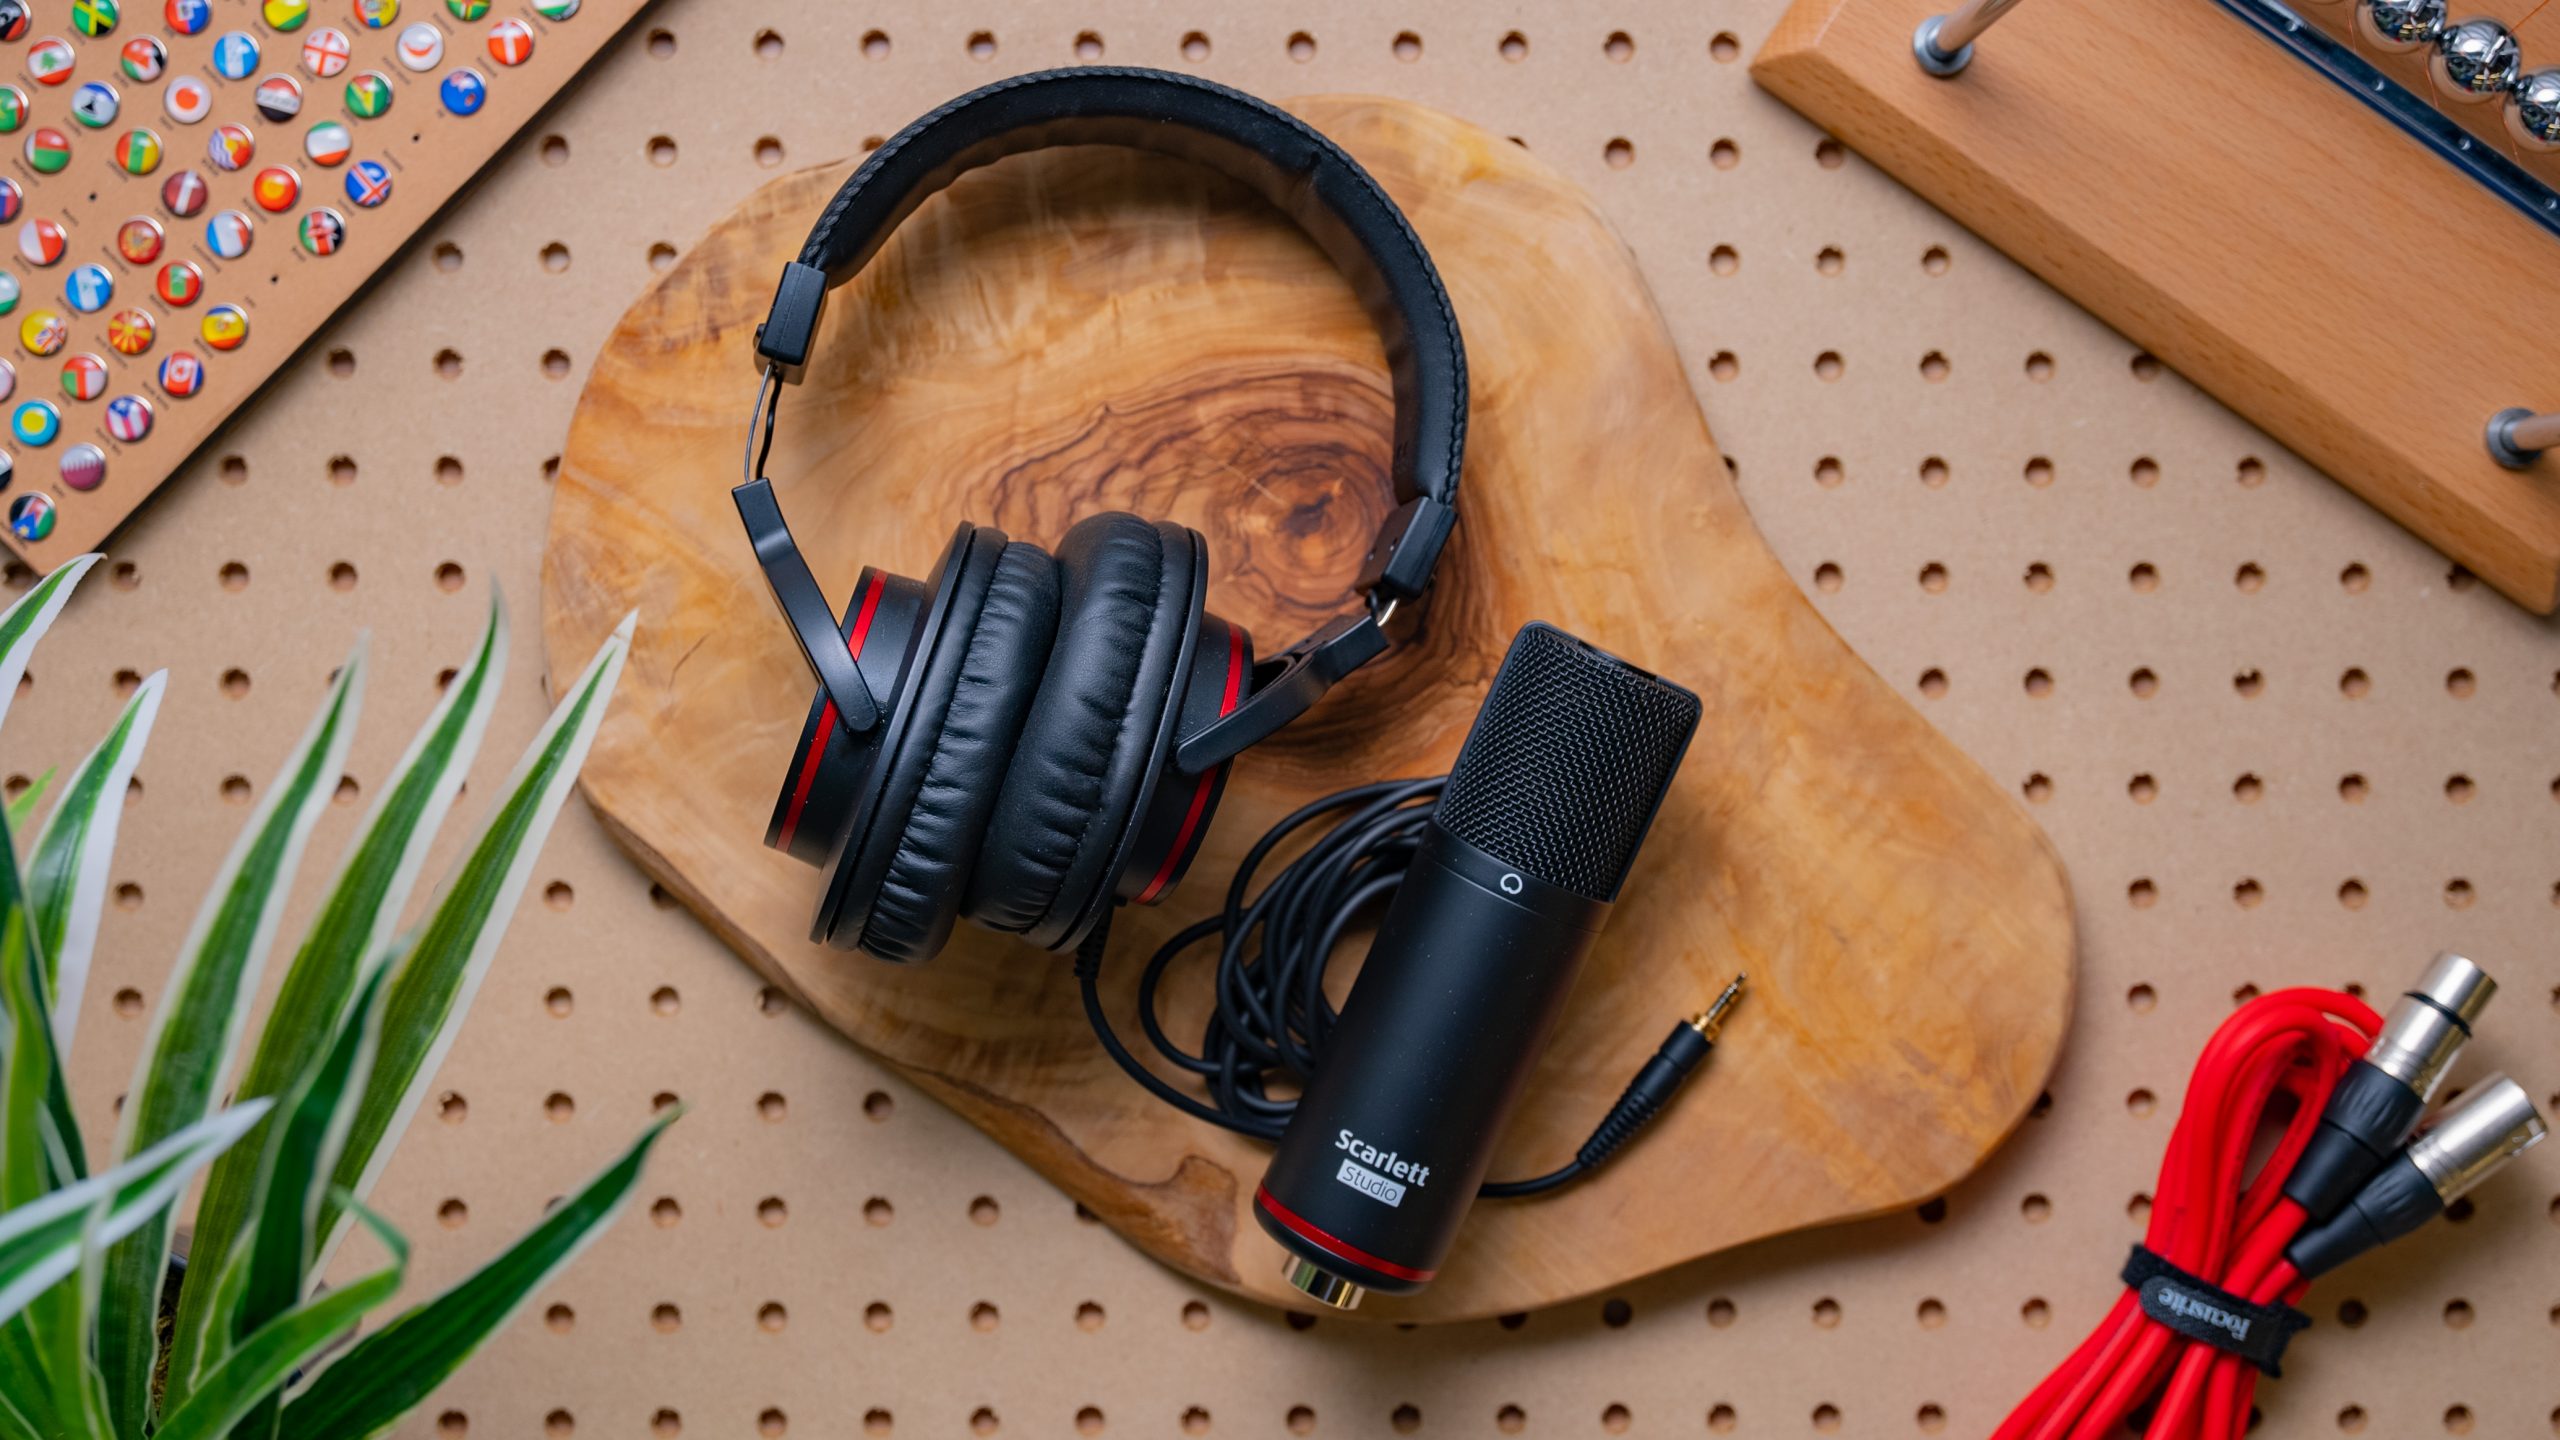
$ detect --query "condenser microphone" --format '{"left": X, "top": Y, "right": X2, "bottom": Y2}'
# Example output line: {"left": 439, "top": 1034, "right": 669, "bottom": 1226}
{"left": 1253, "top": 622, "right": 1702, "bottom": 1308}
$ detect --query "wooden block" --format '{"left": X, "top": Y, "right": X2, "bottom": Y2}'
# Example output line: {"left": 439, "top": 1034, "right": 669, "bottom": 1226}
{"left": 539, "top": 95, "right": 2073, "bottom": 1321}
{"left": 1754, "top": 0, "right": 2560, "bottom": 612}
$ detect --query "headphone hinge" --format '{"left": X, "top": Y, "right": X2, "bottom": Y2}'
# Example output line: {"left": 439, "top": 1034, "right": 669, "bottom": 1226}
{"left": 1173, "top": 612, "right": 1388, "bottom": 776}
{"left": 755, "top": 261, "right": 830, "bottom": 385}
{"left": 1356, "top": 494, "right": 1455, "bottom": 606}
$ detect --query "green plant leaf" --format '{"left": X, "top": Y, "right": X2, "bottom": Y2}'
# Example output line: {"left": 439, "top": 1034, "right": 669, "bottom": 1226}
{"left": 27, "top": 671, "right": 161, "bottom": 1055}
{"left": 320, "top": 613, "right": 632, "bottom": 1258}
{"left": 0, "top": 1100, "right": 271, "bottom": 1325}
{"left": 279, "top": 1109, "right": 673, "bottom": 1440}
{"left": 6, "top": 769, "right": 54, "bottom": 835}
{"left": 95, "top": 648, "right": 365, "bottom": 1435}
{"left": 0, "top": 553, "right": 101, "bottom": 742}
{"left": 168, "top": 597, "right": 505, "bottom": 1410}
{"left": 0, "top": 805, "right": 79, "bottom": 1212}
{"left": 151, "top": 1205, "right": 407, "bottom": 1440}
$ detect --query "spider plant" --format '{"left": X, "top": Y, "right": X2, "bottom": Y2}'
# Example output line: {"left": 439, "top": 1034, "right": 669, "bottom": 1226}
{"left": 0, "top": 553, "right": 667, "bottom": 1440}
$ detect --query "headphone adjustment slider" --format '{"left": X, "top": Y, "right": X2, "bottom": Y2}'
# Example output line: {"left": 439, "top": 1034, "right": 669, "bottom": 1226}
{"left": 1356, "top": 494, "right": 1456, "bottom": 609}
{"left": 755, "top": 261, "right": 831, "bottom": 385}
{"left": 1173, "top": 611, "right": 1389, "bottom": 776}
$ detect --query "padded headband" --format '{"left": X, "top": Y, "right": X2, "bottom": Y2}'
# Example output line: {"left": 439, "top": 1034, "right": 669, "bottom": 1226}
{"left": 738, "top": 68, "right": 1466, "bottom": 773}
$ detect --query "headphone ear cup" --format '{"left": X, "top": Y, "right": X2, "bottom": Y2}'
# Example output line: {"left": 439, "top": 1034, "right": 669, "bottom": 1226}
{"left": 764, "top": 567, "right": 926, "bottom": 868}
{"left": 855, "top": 538, "right": 1060, "bottom": 963}
{"left": 967, "top": 513, "right": 1197, "bottom": 946}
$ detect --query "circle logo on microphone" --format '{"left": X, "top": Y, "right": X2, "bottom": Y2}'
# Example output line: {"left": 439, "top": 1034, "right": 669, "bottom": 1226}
{"left": 1499, "top": 873, "right": 1524, "bottom": 895}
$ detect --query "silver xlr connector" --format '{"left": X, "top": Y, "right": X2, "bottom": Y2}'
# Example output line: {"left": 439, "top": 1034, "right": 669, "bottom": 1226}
{"left": 2363, "top": 952, "right": 2497, "bottom": 1101}
{"left": 2407, "top": 1074, "right": 2548, "bottom": 1205}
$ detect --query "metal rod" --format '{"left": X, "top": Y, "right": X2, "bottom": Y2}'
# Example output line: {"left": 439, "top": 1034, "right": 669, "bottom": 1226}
{"left": 2486, "top": 408, "right": 2559, "bottom": 468}
{"left": 1914, "top": 0, "right": 2026, "bottom": 77}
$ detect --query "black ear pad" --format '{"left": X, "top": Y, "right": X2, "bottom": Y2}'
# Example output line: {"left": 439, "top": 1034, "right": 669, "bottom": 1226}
{"left": 856, "top": 539, "right": 1061, "bottom": 963}
{"left": 966, "top": 513, "right": 1198, "bottom": 943}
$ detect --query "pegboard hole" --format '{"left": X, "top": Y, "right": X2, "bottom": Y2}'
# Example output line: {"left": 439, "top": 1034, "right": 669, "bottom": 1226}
{"left": 439, "top": 1415, "right": 467, "bottom": 1437}
{"left": 647, "top": 136, "right": 678, "bottom": 167}
{"left": 1919, "top": 350, "right": 1948, "bottom": 382}
{"left": 757, "top": 1196, "right": 788, "bottom": 1227}
{"left": 2130, "top": 352, "right": 2162, "bottom": 381}
{"left": 2024, "top": 351, "right": 2053, "bottom": 381}
{"left": 220, "top": 774, "right": 252, "bottom": 804}
{"left": 434, "top": 349, "right": 463, "bottom": 379}
{"left": 1075, "top": 1300, "right": 1105, "bottom": 1331}
{"left": 2233, "top": 879, "right": 2263, "bottom": 909}
{"left": 1073, "top": 31, "right": 1103, "bottom": 60}
{"left": 2128, "top": 879, "right": 2157, "bottom": 910}
{"left": 1813, "top": 351, "right": 1842, "bottom": 381}
{"left": 1392, "top": 31, "right": 1422, "bottom": 62}
{"left": 544, "top": 1092, "right": 574, "bottom": 1123}
{"left": 1708, "top": 1405, "right": 1738, "bottom": 1433}
{"left": 439, "top": 1091, "right": 467, "bottom": 1123}
{"left": 435, "top": 562, "right": 466, "bottom": 593}
{"left": 1076, "top": 1408, "right": 1105, "bottom": 1436}
{"left": 2023, "top": 668, "right": 2053, "bottom": 698}
{"left": 2443, "top": 1298, "right": 2473, "bottom": 1329}
{"left": 2021, "top": 1299, "right": 2050, "bottom": 1328}
{"left": 1180, "top": 31, "right": 1209, "bottom": 61}
{"left": 1287, "top": 31, "right": 1315, "bottom": 62}
{"left": 2445, "top": 667, "right": 2475, "bottom": 698}
{"left": 1604, "top": 30, "right": 1634, "bottom": 61}
{"left": 1181, "top": 1300, "right": 1212, "bottom": 1331}
{"left": 1813, "top": 562, "right": 1843, "bottom": 594}
{"left": 1707, "top": 1297, "right": 1737, "bottom": 1327}
{"left": 1916, "top": 1298, "right": 1945, "bottom": 1328}
{"left": 757, "top": 1091, "right": 786, "bottom": 1121}
{"left": 863, "top": 1089, "right": 893, "bottom": 1119}
{"left": 1710, "top": 139, "right": 1740, "bottom": 169}
{"left": 1708, "top": 245, "right": 1737, "bottom": 275}
{"left": 759, "top": 1410, "right": 787, "bottom": 1438}
{"left": 1604, "top": 138, "right": 1635, "bottom": 169}
{"left": 2443, "top": 1405, "right": 2472, "bottom": 1434}
{"left": 2235, "top": 562, "right": 2264, "bottom": 593}
{"left": 1813, "top": 1404, "right": 1842, "bottom": 1432}
{"left": 538, "top": 134, "right": 569, "bottom": 167}
{"left": 1391, "top": 1405, "right": 1422, "bottom": 1434}
{"left": 2339, "top": 880, "right": 2368, "bottom": 911}
{"left": 2127, "top": 1088, "right": 2156, "bottom": 1117}
{"left": 758, "top": 1302, "right": 787, "bottom": 1332}
{"left": 1814, "top": 246, "right": 1843, "bottom": 276}
{"left": 433, "top": 242, "right": 463, "bottom": 272}
{"left": 2340, "top": 773, "right": 2369, "bottom": 803}
{"left": 1814, "top": 456, "right": 1844, "bottom": 487}
{"left": 652, "top": 1302, "right": 682, "bottom": 1333}
{"left": 1917, "top": 669, "right": 1947, "bottom": 701}
{"left": 327, "top": 454, "right": 360, "bottom": 487}
{"left": 2236, "top": 455, "right": 2266, "bottom": 487}
{"left": 334, "top": 776, "right": 360, "bottom": 806}
{"left": 325, "top": 347, "right": 356, "bottom": 378}
{"left": 651, "top": 1411, "right": 680, "bottom": 1438}
{"left": 542, "top": 350, "right": 573, "bottom": 380}
{"left": 1495, "top": 1406, "right": 1525, "bottom": 1435}
{"left": 2128, "top": 1193, "right": 2153, "bottom": 1223}
{"left": 220, "top": 561, "right": 251, "bottom": 592}
{"left": 753, "top": 29, "right": 782, "bottom": 59}
{"left": 2338, "top": 562, "right": 2370, "bottom": 593}
{"left": 544, "top": 880, "right": 574, "bottom": 911}
{"left": 544, "top": 1303, "right": 574, "bottom": 1333}
{"left": 1498, "top": 30, "right": 1528, "bottom": 61}
{"left": 2128, "top": 668, "right": 2157, "bottom": 699}
{"left": 754, "top": 136, "right": 785, "bottom": 168}
{"left": 644, "top": 29, "right": 673, "bottom": 58}
{"left": 651, "top": 985, "right": 681, "bottom": 1016}
{"left": 1811, "top": 1297, "right": 1841, "bottom": 1328}
{"left": 863, "top": 1413, "right": 892, "bottom": 1437}
{"left": 864, "top": 1302, "right": 892, "bottom": 1333}
{"left": 540, "top": 242, "right": 570, "bottom": 273}
{"left": 438, "top": 1198, "right": 468, "bottom": 1229}
{"left": 2340, "top": 668, "right": 2371, "bottom": 699}
{"left": 2233, "top": 670, "right": 2263, "bottom": 699}
{"left": 650, "top": 1196, "right": 680, "bottom": 1228}
{"left": 1921, "top": 456, "right": 1951, "bottom": 487}
{"left": 2021, "top": 1193, "right": 2052, "bottom": 1222}
{"left": 969, "top": 1195, "right": 1001, "bottom": 1226}
{"left": 2443, "top": 879, "right": 2474, "bottom": 909}
{"left": 2020, "top": 772, "right": 2049, "bottom": 803}
{"left": 861, "top": 29, "right": 889, "bottom": 58}
{"left": 1919, "top": 1197, "right": 1948, "bottom": 1223}
{"left": 1919, "top": 563, "right": 1948, "bottom": 593}
{"left": 648, "top": 243, "right": 678, "bottom": 273}
{"left": 2022, "top": 457, "right": 2052, "bottom": 488}
{"left": 1601, "top": 1297, "right": 1633, "bottom": 1327}
{"left": 1708, "top": 351, "right": 1737, "bottom": 382}
{"left": 971, "top": 1301, "right": 1000, "bottom": 1332}
{"left": 2129, "top": 457, "right": 2160, "bottom": 488}
{"left": 1815, "top": 138, "right": 1845, "bottom": 168}
{"left": 545, "top": 1415, "right": 572, "bottom": 1439}
{"left": 863, "top": 1195, "right": 892, "bottom": 1226}
{"left": 2339, "top": 1406, "right": 2367, "bottom": 1432}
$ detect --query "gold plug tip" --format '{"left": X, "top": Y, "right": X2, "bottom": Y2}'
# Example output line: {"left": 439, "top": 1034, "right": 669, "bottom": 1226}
{"left": 1690, "top": 973, "right": 1747, "bottom": 1039}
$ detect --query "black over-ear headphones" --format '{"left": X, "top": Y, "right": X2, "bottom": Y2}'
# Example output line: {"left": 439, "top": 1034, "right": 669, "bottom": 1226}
{"left": 735, "top": 68, "right": 1466, "bottom": 964}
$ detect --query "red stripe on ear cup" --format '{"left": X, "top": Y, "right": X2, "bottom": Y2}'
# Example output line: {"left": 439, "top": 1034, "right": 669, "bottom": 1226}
{"left": 1134, "top": 621, "right": 1246, "bottom": 904}
{"left": 774, "top": 574, "right": 887, "bottom": 853}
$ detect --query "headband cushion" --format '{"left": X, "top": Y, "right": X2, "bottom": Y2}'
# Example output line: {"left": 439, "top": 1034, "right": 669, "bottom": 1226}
{"left": 859, "top": 538, "right": 1061, "bottom": 962}
{"left": 967, "top": 512, "right": 1197, "bottom": 938}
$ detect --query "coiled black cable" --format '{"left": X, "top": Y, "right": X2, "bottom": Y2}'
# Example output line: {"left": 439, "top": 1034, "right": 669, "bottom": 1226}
{"left": 1073, "top": 777, "right": 1737, "bottom": 1199}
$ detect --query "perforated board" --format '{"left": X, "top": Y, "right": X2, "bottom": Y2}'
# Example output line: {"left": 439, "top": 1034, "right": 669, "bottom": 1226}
{"left": 21, "top": 0, "right": 2558, "bottom": 1435}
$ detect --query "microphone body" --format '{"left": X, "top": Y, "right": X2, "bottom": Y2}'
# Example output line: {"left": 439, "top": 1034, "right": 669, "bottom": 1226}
{"left": 1253, "top": 623, "right": 1700, "bottom": 1305}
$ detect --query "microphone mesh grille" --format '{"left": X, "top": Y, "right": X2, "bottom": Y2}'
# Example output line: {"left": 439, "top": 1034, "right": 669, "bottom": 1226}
{"left": 1434, "top": 624, "right": 1701, "bottom": 901}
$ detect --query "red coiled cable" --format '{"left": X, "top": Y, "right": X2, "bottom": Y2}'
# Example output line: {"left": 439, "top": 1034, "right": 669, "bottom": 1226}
{"left": 1993, "top": 988, "right": 2383, "bottom": 1440}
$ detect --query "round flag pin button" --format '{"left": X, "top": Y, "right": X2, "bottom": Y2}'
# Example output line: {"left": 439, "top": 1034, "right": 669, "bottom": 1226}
{"left": 486, "top": 18, "right": 531, "bottom": 65}
{"left": 296, "top": 206, "right": 342, "bottom": 254}
{"left": 16, "top": 218, "right": 64, "bottom": 267}
{"left": 116, "top": 215, "right": 164, "bottom": 263}
{"left": 200, "top": 303, "right": 246, "bottom": 350}
{"left": 10, "top": 493, "right": 56, "bottom": 542}
{"left": 59, "top": 352, "right": 107, "bottom": 400}
{"left": 351, "top": 0, "right": 397, "bottom": 30}
{"left": 104, "top": 391, "right": 151, "bottom": 440}
{"left": 18, "top": 310, "right": 65, "bottom": 355}
{"left": 342, "top": 157, "right": 388, "bottom": 207}
{"left": 23, "top": 127, "right": 70, "bottom": 174}
{"left": 211, "top": 30, "right": 260, "bottom": 80}
{"left": 165, "top": 0, "right": 211, "bottom": 34}
{"left": 11, "top": 398, "right": 59, "bottom": 444}
{"left": 106, "top": 308, "right": 152, "bottom": 354}
{"left": 255, "top": 74, "right": 303, "bottom": 122}
{"left": 164, "top": 75, "right": 212, "bottom": 124}
{"left": 157, "top": 348, "right": 201, "bottom": 395}
{"left": 70, "top": 81, "right": 120, "bottom": 129}
{"left": 302, "top": 26, "right": 350, "bottom": 76}
{"left": 120, "top": 36, "right": 166, "bottom": 82}
{"left": 262, "top": 0, "right": 309, "bottom": 31}
{"left": 0, "top": 273, "right": 18, "bottom": 316}
{"left": 59, "top": 443, "right": 104, "bottom": 491}
{"left": 344, "top": 69, "right": 392, "bottom": 117}
{"left": 445, "top": 0, "right": 486, "bottom": 17}
{"left": 69, "top": 0, "right": 117, "bottom": 38}
{"left": 0, "top": 87, "right": 27, "bottom": 135}
{"left": 155, "top": 259, "right": 200, "bottom": 305}
{"left": 204, "top": 208, "right": 252, "bottom": 259}
{"left": 438, "top": 67, "right": 484, "bottom": 115}
{"left": 0, "top": 178, "right": 18, "bottom": 224}
{"left": 0, "top": 2, "right": 27, "bottom": 41}
{"left": 252, "top": 165, "right": 299, "bottom": 211}
{"left": 393, "top": 21, "right": 441, "bottom": 70}
{"left": 206, "top": 122, "right": 253, "bottom": 171}
{"left": 115, "top": 126, "right": 161, "bottom": 174}
{"left": 304, "top": 119, "right": 349, "bottom": 165}
{"left": 62, "top": 263, "right": 111, "bottom": 313}
{"left": 534, "top": 0, "right": 578, "bottom": 19}
{"left": 0, "top": 357, "right": 13, "bottom": 400}
{"left": 161, "top": 169, "right": 208, "bottom": 217}
{"left": 28, "top": 38, "right": 75, "bottom": 86}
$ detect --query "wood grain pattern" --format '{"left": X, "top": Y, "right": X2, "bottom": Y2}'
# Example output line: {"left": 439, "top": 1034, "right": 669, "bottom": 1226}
{"left": 1753, "top": 0, "right": 2560, "bottom": 613}
{"left": 537, "top": 94, "right": 2073, "bottom": 1321}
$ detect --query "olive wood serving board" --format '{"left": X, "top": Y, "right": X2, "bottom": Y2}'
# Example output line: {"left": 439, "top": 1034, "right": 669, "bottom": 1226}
{"left": 539, "top": 93, "right": 2074, "bottom": 1322}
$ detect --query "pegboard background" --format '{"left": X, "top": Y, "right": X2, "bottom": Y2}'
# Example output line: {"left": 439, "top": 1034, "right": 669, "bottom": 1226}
{"left": 17, "top": 0, "right": 2556, "bottom": 1435}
